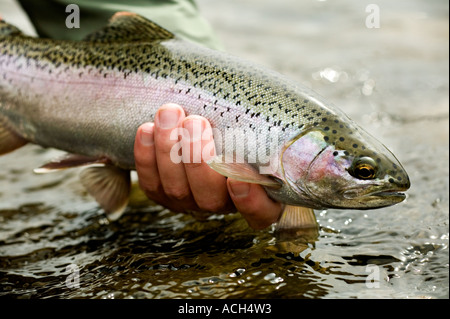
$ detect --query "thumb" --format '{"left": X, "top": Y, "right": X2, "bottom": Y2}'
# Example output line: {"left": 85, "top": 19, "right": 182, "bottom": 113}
{"left": 227, "top": 179, "right": 282, "bottom": 230}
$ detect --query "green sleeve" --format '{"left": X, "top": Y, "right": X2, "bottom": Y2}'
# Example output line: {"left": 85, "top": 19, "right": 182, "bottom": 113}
{"left": 17, "top": 0, "right": 223, "bottom": 50}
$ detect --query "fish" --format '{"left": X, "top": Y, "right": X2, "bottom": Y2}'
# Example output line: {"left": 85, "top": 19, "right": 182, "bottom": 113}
{"left": 0, "top": 12, "right": 410, "bottom": 232}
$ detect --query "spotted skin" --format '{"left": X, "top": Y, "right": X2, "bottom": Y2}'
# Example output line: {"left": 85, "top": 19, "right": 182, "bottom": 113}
{"left": 0, "top": 13, "right": 410, "bottom": 210}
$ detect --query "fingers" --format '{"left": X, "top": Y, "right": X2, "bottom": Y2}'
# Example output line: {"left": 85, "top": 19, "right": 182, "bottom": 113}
{"left": 134, "top": 103, "right": 283, "bottom": 230}
{"left": 182, "top": 116, "right": 232, "bottom": 212}
{"left": 134, "top": 122, "right": 174, "bottom": 210}
{"left": 153, "top": 104, "right": 196, "bottom": 208}
{"left": 135, "top": 103, "right": 232, "bottom": 213}
{"left": 228, "top": 179, "right": 283, "bottom": 230}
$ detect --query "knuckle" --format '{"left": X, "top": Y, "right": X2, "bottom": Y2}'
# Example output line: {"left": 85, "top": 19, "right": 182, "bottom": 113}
{"left": 138, "top": 179, "right": 160, "bottom": 194}
{"left": 165, "top": 186, "right": 191, "bottom": 201}
{"left": 184, "top": 161, "right": 204, "bottom": 169}
{"left": 134, "top": 154, "right": 152, "bottom": 168}
{"left": 197, "top": 198, "right": 228, "bottom": 213}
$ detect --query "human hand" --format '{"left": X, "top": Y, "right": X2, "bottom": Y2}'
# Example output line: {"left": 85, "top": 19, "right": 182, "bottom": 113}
{"left": 134, "top": 103, "right": 283, "bottom": 230}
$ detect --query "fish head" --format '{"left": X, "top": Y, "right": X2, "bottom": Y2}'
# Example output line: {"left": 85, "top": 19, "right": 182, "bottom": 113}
{"left": 281, "top": 120, "right": 410, "bottom": 210}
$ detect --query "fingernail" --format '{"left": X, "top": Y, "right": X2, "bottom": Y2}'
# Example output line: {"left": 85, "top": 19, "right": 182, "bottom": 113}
{"left": 139, "top": 123, "right": 154, "bottom": 146}
{"left": 183, "top": 117, "right": 204, "bottom": 143}
{"left": 157, "top": 107, "right": 181, "bottom": 129}
{"left": 229, "top": 180, "right": 250, "bottom": 198}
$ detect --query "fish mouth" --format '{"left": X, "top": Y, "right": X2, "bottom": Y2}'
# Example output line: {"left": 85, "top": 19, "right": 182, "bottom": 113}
{"left": 370, "top": 190, "right": 406, "bottom": 198}
{"left": 367, "top": 190, "right": 406, "bottom": 203}
{"left": 343, "top": 186, "right": 407, "bottom": 205}
{"left": 343, "top": 188, "right": 406, "bottom": 210}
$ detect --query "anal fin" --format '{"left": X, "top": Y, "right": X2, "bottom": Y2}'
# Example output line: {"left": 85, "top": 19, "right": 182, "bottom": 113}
{"left": 80, "top": 166, "right": 131, "bottom": 221}
{"left": 0, "top": 123, "right": 27, "bottom": 155}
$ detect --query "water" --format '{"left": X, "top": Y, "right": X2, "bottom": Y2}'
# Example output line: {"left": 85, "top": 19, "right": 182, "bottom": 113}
{"left": 0, "top": 0, "right": 448, "bottom": 299}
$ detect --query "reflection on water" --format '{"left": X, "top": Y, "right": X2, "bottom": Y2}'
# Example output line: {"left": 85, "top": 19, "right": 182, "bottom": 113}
{"left": 0, "top": 0, "right": 448, "bottom": 299}
{"left": 0, "top": 193, "right": 447, "bottom": 299}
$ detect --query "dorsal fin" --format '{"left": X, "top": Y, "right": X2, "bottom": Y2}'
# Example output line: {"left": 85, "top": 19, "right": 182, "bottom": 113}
{"left": 83, "top": 11, "right": 175, "bottom": 43}
{"left": 0, "top": 19, "right": 23, "bottom": 37}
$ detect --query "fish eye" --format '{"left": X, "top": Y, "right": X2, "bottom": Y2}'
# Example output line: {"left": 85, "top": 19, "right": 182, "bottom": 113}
{"left": 349, "top": 156, "right": 377, "bottom": 180}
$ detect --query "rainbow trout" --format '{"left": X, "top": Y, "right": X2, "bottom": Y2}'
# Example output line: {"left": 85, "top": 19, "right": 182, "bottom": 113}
{"left": 0, "top": 12, "right": 410, "bottom": 230}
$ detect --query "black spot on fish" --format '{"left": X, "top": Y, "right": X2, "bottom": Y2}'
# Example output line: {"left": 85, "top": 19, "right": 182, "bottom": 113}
{"left": 333, "top": 151, "right": 339, "bottom": 156}
{"left": 324, "top": 136, "right": 329, "bottom": 141}
{"left": 332, "top": 130, "right": 337, "bottom": 134}
{"left": 389, "top": 178, "right": 395, "bottom": 183}
{"left": 322, "top": 118, "right": 327, "bottom": 122}
{"left": 352, "top": 144, "right": 358, "bottom": 148}
{"left": 324, "top": 127, "right": 330, "bottom": 131}
{"left": 339, "top": 137, "right": 345, "bottom": 141}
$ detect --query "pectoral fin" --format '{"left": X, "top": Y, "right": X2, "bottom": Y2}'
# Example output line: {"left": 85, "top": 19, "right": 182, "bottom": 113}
{"left": 79, "top": 166, "right": 131, "bottom": 221}
{"left": 276, "top": 205, "right": 318, "bottom": 230}
{"left": 275, "top": 205, "right": 319, "bottom": 242}
{"left": 207, "top": 155, "right": 281, "bottom": 188}
{"left": 0, "top": 123, "right": 27, "bottom": 155}
{"left": 34, "top": 154, "right": 109, "bottom": 173}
